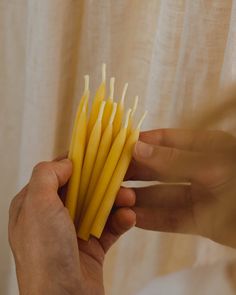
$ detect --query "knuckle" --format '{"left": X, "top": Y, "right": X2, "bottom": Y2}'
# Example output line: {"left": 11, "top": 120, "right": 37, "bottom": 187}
{"left": 32, "top": 162, "right": 56, "bottom": 181}
{"left": 33, "top": 161, "right": 52, "bottom": 174}
{"left": 32, "top": 162, "right": 58, "bottom": 189}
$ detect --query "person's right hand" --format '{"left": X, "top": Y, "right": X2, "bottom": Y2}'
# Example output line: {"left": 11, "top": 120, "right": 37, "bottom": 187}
{"left": 117, "top": 129, "right": 236, "bottom": 248}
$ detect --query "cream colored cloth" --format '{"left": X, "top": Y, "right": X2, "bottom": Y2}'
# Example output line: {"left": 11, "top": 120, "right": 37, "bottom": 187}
{"left": 137, "top": 263, "right": 235, "bottom": 295}
{"left": 1, "top": 0, "right": 236, "bottom": 294}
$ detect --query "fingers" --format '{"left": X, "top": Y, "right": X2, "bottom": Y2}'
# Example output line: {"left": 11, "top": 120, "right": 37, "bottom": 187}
{"left": 134, "top": 184, "right": 192, "bottom": 208}
{"left": 115, "top": 187, "right": 136, "bottom": 207}
{"left": 133, "top": 141, "right": 203, "bottom": 182}
{"left": 131, "top": 184, "right": 196, "bottom": 234}
{"left": 133, "top": 140, "right": 234, "bottom": 186}
{"left": 99, "top": 208, "right": 136, "bottom": 253}
{"left": 140, "top": 129, "right": 236, "bottom": 152}
{"left": 125, "top": 158, "right": 157, "bottom": 181}
{"left": 29, "top": 159, "right": 72, "bottom": 198}
{"left": 133, "top": 206, "right": 196, "bottom": 234}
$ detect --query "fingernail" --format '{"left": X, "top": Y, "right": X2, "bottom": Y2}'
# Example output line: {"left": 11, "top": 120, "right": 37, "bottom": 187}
{"left": 134, "top": 141, "right": 153, "bottom": 158}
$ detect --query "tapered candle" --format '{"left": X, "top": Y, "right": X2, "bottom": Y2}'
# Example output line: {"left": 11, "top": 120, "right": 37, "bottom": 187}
{"left": 113, "top": 83, "right": 128, "bottom": 139}
{"left": 76, "top": 101, "right": 106, "bottom": 223}
{"left": 127, "top": 96, "right": 139, "bottom": 135}
{"left": 87, "top": 64, "right": 106, "bottom": 139}
{"left": 68, "top": 75, "right": 89, "bottom": 159}
{"left": 85, "top": 103, "right": 117, "bottom": 209}
{"left": 65, "top": 96, "right": 88, "bottom": 220}
{"left": 90, "top": 111, "right": 147, "bottom": 238}
{"left": 78, "top": 109, "right": 132, "bottom": 240}
{"left": 102, "top": 77, "right": 115, "bottom": 132}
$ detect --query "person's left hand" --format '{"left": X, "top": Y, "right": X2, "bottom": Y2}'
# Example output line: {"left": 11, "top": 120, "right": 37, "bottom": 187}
{"left": 9, "top": 158, "right": 136, "bottom": 295}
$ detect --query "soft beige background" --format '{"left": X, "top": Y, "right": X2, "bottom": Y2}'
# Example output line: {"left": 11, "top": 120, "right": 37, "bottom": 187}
{"left": 1, "top": 0, "right": 236, "bottom": 294}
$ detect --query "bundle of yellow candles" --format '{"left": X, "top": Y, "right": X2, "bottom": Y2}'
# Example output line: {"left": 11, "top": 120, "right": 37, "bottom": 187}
{"left": 65, "top": 64, "right": 147, "bottom": 241}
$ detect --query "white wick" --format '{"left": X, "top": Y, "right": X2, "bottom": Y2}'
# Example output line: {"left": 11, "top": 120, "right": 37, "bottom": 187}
{"left": 120, "top": 83, "right": 128, "bottom": 105}
{"left": 109, "top": 77, "right": 115, "bottom": 100}
{"left": 102, "top": 63, "right": 106, "bottom": 83}
{"left": 84, "top": 75, "right": 89, "bottom": 94}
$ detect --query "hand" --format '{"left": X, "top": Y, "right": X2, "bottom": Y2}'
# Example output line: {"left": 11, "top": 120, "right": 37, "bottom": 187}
{"left": 118, "top": 129, "right": 236, "bottom": 248}
{"left": 9, "top": 158, "right": 135, "bottom": 295}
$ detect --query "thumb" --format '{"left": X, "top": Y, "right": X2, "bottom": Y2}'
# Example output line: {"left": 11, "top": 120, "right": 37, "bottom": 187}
{"left": 29, "top": 159, "right": 72, "bottom": 198}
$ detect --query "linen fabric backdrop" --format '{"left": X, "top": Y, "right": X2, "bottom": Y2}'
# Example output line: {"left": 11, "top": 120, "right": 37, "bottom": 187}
{"left": 1, "top": 0, "right": 236, "bottom": 294}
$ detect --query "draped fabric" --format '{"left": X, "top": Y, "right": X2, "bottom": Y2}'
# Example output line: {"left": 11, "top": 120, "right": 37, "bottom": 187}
{"left": 1, "top": 1, "right": 236, "bottom": 294}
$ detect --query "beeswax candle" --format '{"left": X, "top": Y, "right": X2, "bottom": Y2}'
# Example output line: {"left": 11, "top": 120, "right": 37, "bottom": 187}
{"left": 90, "top": 111, "right": 147, "bottom": 238}
{"left": 65, "top": 96, "right": 88, "bottom": 220}
{"left": 102, "top": 77, "right": 115, "bottom": 132}
{"left": 68, "top": 75, "right": 89, "bottom": 159}
{"left": 76, "top": 101, "right": 106, "bottom": 223}
{"left": 85, "top": 102, "right": 117, "bottom": 209}
{"left": 78, "top": 109, "right": 132, "bottom": 240}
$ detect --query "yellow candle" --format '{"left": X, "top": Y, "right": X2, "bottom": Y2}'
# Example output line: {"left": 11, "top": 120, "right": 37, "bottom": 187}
{"left": 68, "top": 75, "right": 89, "bottom": 159}
{"left": 102, "top": 77, "right": 115, "bottom": 132}
{"left": 76, "top": 101, "right": 106, "bottom": 223}
{"left": 127, "top": 95, "right": 139, "bottom": 135}
{"left": 90, "top": 111, "right": 147, "bottom": 238}
{"left": 87, "top": 64, "right": 106, "bottom": 139}
{"left": 65, "top": 96, "right": 88, "bottom": 220}
{"left": 78, "top": 109, "right": 132, "bottom": 240}
{"left": 113, "top": 83, "right": 128, "bottom": 139}
{"left": 85, "top": 103, "right": 117, "bottom": 209}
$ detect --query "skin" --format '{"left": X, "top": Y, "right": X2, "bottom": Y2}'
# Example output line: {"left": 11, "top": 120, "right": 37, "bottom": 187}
{"left": 119, "top": 129, "right": 236, "bottom": 248}
{"left": 9, "top": 158, "right": 136, "bottom": 295}
{"left": 9, "top": 128, "right": 236, "bottom": 293}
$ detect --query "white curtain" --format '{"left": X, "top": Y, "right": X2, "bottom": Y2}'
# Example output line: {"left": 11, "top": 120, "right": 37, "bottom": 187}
{"left": 1, "top": 1, "right": 236, "bottom": 294}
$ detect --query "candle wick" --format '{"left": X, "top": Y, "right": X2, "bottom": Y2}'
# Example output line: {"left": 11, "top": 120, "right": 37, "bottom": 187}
{"left": 124, "top": 109, "right": 132, "bottom": 129}
{"left": 109, "top": 77, "right": 115, "bottom": 100}
{"left": 84, "top": 75, "right": 90, "bottom": 94}
{"left": 120, "top": 83, "right": 128, "bottom": 105}
{"left": 98, "top": 101, "right": 106, "bottom": 121}
{"left": 131, "top": 96, "right": 139, "bottom": 118}
{"left": 102, "top": 63, "right": 106, "bottom": 83}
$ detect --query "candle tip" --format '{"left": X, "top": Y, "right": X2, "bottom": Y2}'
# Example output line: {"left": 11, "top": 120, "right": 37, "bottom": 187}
{"left": 109, "top": 103, "right": 117, "bottom": 125}
{"left": 82, "top": 94, "right": 89, "bottom": 113}
{"left": 98, "top": 101, "right": 106, "bottom": 121}
{"left": 124, "top": 108, "right": 132, "bottom": 129}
